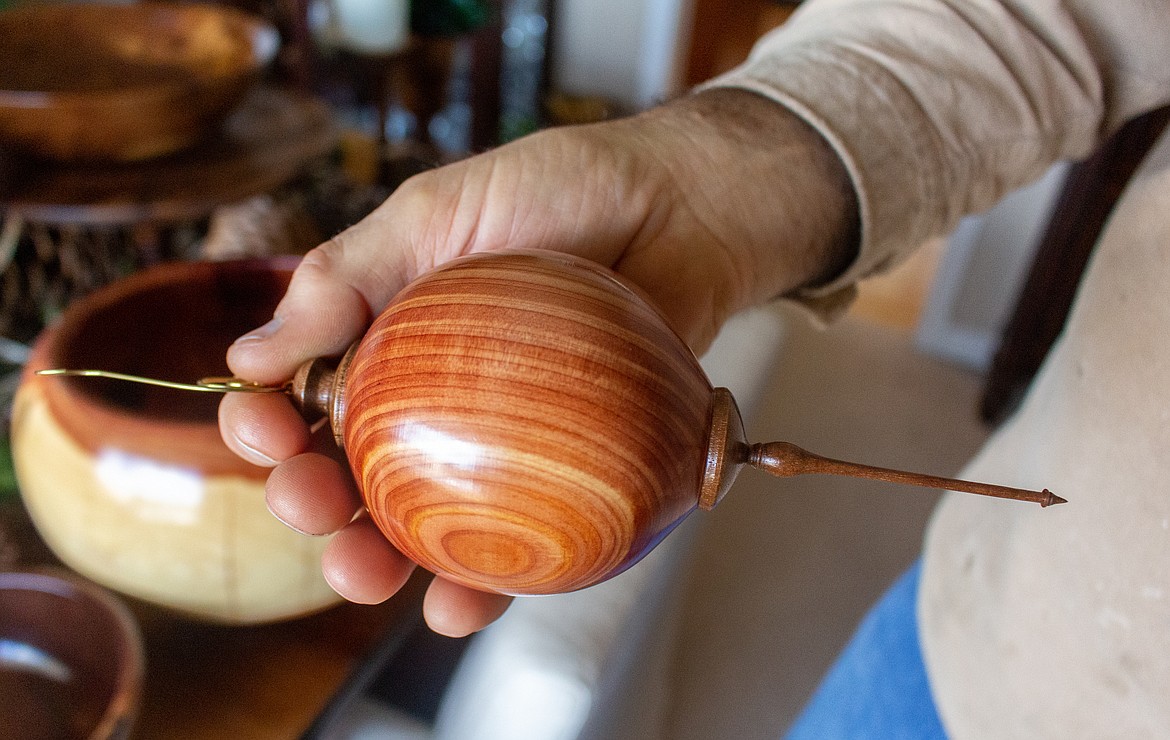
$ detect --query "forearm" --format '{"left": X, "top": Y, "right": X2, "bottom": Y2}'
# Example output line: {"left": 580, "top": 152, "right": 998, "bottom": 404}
{"left": 607, "top": 87, "right": 860, "bottom": 338}
{"left": 641, "top": 88, "right": 860, "bottom": 302}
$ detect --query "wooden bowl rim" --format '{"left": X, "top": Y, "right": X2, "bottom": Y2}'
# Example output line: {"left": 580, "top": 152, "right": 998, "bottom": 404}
{"left": 23, "top": 257, "right": 299, "bottom": 476}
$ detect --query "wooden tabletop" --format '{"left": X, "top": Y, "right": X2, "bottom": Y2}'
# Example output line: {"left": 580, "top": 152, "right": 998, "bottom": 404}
{"left": 0, "top": 86, "right": 339, "bottom": 227}
{"left": 128, "top": 579, "right": 426, "bottom": 739}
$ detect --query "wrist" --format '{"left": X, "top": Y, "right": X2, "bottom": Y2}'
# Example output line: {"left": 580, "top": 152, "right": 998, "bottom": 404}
{"left": 640, "top": 87, "right": 859, "bottom": 308}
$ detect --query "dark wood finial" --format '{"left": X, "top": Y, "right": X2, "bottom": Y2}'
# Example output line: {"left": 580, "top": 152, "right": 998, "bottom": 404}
{"left": 745, "top": 440, "right": 1065, "bottom": 508}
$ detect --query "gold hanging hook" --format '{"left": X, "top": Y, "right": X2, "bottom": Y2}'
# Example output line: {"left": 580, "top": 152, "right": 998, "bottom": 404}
{"left": 35, "top": 368, "right": 291, "bottom": 394}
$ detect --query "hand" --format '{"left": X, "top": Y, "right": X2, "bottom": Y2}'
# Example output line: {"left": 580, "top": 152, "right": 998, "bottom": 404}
{"left": 219, "top": 89, "right": 857, "bottom": 636}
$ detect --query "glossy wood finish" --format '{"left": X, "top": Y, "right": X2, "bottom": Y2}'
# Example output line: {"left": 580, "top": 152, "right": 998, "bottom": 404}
{"left": 0, "top": 569, "right": 144, "bottom": 740}
{"left": 0, "top": 2, "right": 278, "bottom": 162}
{"left": 293, "top": 251, "right": 1060, "bottom": 597}
{"left": 28, "top": 259, "right": 295, "bottom": 474}
{"left": 13, "top": 259, "right": 339, "bottom": 623}
{"left": 340, "top": 251, "right": 714, "bottom": 595}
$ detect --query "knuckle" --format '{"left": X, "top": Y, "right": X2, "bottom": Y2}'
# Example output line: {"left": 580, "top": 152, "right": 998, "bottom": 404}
{"left": 297, "top": 237, "right": 346, "bottom": 278}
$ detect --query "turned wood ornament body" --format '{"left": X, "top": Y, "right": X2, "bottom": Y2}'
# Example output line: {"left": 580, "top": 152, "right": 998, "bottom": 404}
{"left": 293, "top": 250, "right": 1060, "bottom": 596}
{"left": 306, "top": 251, "right": 722, "bottom": 595}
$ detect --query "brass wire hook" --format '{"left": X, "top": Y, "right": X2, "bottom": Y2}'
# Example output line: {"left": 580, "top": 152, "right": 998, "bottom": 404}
{"left": 35, "top": 369, "right": 291, "bottom": 394}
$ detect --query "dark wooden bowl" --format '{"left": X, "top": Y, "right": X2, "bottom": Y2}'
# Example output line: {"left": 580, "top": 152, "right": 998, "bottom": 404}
{"left": 0, "top": 570, "right": 144, "bottom": 740}
{"left": 0, "top": 2, "right": 278, "bottom": 162}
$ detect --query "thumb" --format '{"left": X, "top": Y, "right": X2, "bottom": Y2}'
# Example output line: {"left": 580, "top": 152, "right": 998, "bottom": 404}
{"left": 226, "top": 151, "right": 522, "bottom": 384}
{"left": 226, "top": 216, "right": 419, "bottom": 384}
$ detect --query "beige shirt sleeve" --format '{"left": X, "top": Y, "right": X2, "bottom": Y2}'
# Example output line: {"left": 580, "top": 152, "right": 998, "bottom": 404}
{"left": 704, "top": 0, "right": 1170, "bottom": 313}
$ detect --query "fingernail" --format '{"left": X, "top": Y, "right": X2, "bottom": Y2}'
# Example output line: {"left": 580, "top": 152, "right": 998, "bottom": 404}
{"left": 265, "top": 499, "right": 314, "bottom": 536}
{"left": 234, "top": 315, "right": 283, "bottom": 345}
{"left": 232, "top": 434, "right": 279, "bottom": 467}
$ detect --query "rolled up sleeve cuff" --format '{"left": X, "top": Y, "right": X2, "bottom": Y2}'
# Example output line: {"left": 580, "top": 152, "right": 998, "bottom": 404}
{"left": 701, "top": 47, "right": 946, "bottom": 321}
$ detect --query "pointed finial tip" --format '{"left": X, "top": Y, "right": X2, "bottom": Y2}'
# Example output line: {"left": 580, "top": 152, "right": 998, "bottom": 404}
{"left": 1041, "top": 489, "right": 1068, "bottom": 507}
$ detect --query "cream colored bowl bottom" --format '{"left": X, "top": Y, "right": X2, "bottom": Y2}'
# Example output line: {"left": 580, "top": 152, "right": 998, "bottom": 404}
{"left": 12, "top": 384, "right": 339, "bottom": 624}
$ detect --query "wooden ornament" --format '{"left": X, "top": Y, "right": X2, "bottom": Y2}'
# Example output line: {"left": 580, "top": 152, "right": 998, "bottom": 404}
{"left": 289, "top": 250, "right": 1063, "bottom": 596}
{"left": 295, "top": 251, "right": 712, "bottom": 595}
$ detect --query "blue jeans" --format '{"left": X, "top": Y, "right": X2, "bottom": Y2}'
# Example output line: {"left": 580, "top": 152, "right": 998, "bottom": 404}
{"left": 785, "top": 561, "right": 948, "bottom": 739}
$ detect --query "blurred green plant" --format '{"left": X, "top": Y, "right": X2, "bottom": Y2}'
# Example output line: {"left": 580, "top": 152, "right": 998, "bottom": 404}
{"left": 412, "top": 0, "right": 492, "bottom": 37}
{"left": 0, "top": 433, "right": 16, "bottom": 504}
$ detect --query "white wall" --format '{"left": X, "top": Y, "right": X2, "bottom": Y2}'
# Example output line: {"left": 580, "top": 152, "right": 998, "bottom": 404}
{"left": 551, "top": 0, "right": 694, "bottom": 111}
{"left": 916, "top": 162, "right": 1071, "bottom": 372}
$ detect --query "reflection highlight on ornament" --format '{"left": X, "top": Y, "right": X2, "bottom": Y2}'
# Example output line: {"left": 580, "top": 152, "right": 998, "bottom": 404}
{"left": 401, "top": 422, "right": 484, "bottom": 470}
{"left": 400, "top": 422, "right": 484, "bottom": 496}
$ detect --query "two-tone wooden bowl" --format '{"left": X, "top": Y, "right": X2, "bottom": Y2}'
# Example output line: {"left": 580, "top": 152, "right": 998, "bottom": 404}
{"left": 13, "top": 260, "right": 340, "bottom": 623}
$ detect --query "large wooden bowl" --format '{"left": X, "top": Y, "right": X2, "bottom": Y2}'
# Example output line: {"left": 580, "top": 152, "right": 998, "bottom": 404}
{"left": 0, "top": 2, "right": 278, "bottom": 161}
{"left": 11, "top": 259, "right": 341, "bottom": 624}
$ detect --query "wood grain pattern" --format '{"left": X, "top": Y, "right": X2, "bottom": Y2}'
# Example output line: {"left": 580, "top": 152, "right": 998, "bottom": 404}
{"left": 342, "top": 252, "right": 714, "bottom": 595}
